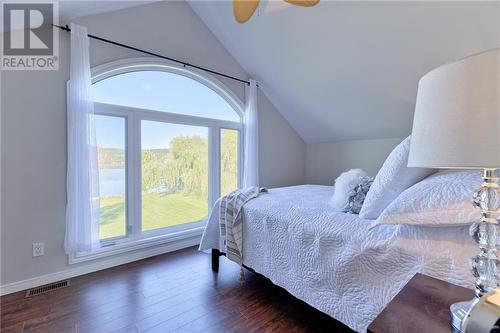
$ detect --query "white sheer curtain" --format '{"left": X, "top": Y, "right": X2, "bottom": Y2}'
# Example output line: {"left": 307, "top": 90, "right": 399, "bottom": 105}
{"left": 65, "top": 23, "right": 100, "bottom": 254}
{"left": 242, "top": 79, "right": 259, "bottom": 188}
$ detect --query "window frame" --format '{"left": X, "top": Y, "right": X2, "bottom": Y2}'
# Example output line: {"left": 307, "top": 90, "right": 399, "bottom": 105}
{"left": 85, "top": 58, "right": 244, "bottom": 252}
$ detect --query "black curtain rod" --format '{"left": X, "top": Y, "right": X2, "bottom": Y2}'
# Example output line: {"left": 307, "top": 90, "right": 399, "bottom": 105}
{"left": 53, "top": 24, "right": 251, "bottom": 86}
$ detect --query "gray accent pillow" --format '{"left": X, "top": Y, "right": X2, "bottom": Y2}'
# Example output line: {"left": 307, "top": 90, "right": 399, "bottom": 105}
{"left": 343, "top": 176, "right": 374, "bottom": 214}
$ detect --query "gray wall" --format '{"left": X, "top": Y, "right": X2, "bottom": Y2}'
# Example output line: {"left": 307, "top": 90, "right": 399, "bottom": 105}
{"left": 1, "top": 1, "right": 305, "bottom": 286}
{"left": 306, "top": 137, "right": 404, "bottom": 185}
{"left": 259, "top": 91, "right": 305, "bottom": 188}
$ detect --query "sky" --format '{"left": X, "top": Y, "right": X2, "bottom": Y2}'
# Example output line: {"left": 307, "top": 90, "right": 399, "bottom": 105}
{"left": 94, "top": 116, "right": 208, "bottom": 150}
{"left": 93, "top": 70, "right": 239, "bottom": 149}
{"left": 141, "top": 121, "right": 207, "bottom": 150}
{"left": 95, "top": 115, "right": 125, "bottom": 149}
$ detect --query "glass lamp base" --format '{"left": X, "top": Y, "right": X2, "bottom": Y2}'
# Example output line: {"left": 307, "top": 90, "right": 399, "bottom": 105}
{"left": 450, "top": 298, "right": 478, "bottom": 332}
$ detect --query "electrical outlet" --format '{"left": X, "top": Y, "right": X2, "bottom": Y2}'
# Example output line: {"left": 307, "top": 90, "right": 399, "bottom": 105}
{"left": 32, "top": 242, "right": 44, "bottom": 257}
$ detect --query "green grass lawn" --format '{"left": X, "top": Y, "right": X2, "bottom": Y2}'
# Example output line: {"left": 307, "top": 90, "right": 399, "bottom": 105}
{"left": 99, "top": 193, "right": 208, "bottom": 239}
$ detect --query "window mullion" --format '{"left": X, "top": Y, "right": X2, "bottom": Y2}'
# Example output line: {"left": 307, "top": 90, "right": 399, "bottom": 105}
{"left": 130, "top": 112, "right": 142, "bottom": 240}
{"left": 125, "top": 112, "right": 133, "bottom": 241}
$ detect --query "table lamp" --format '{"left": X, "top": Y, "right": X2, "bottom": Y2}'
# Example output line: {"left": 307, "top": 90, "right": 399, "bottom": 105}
{"left": 408, "top": 48, "right": 500, "bottom": 332}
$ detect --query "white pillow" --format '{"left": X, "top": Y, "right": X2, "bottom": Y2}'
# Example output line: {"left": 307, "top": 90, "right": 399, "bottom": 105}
{"left": 359, "top": 136, "right": 435, "bottom": 220}
{"left": 373, "top": 170, "right": 482, "bottom": 227}
{"left": 331, "top": 168, "right": 367, "bottom": 211}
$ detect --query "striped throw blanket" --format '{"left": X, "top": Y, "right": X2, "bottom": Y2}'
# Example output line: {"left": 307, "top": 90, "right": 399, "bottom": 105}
{"left": 219, "top": 187, "right": 266, "bottom": 265}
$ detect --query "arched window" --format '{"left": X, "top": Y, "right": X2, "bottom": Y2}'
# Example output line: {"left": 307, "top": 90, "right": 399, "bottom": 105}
{"left": 91, "top": 59, "right": 243, "bottom": 243}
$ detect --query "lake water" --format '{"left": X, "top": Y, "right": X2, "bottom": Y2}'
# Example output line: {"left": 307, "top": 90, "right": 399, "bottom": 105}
{"left": 100, "top": 168, "right": 177, "bottom": 197}
{"left": 99, "top": 169, "right": 125, "bottom": 196}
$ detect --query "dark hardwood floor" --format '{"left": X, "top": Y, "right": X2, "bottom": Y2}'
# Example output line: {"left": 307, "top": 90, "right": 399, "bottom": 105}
{"left": 0, "top": 247, "right": 354, "bottom": 333}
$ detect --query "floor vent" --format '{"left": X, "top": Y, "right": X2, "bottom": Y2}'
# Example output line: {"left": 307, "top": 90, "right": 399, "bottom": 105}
{"left": 25, "top": 280, "right": 70, "bottom": 297}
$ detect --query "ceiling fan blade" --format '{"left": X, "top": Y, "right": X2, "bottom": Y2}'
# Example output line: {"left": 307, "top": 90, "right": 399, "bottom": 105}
{"left": 284, "top": 0, "right": 320, "bottom": 7}
{"left": 233, "top": 0, "right": 260, "bottom": 24}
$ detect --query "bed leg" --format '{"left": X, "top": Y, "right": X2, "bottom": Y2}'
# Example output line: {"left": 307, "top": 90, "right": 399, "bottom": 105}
{"left": 211, "top": 249, "right": 220, "bottom": 272}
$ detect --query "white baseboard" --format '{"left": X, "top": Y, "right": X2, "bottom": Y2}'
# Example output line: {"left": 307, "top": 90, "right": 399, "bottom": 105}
{"left": 0, "top": 236, "right": 201, "bottom": 296}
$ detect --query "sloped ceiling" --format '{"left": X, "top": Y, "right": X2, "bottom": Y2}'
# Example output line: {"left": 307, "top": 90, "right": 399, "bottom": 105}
{"left": 0, "top": 1, "right": 159, "bottom": 31}
{"left": 59, "top": 1, "right": 159, "bottom": 22}
{"left": 189, "top": 1, "right": 500, "bottom": 143}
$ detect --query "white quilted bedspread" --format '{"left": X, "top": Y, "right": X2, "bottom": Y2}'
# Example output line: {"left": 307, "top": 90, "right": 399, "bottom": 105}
{"left": 199, "top": 185, "right": 477, "bottom": 332}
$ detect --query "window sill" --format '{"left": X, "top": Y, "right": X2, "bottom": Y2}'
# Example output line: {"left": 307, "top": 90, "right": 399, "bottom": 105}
{"left": 68, "top": 226, "right": 205, "bottom": 264}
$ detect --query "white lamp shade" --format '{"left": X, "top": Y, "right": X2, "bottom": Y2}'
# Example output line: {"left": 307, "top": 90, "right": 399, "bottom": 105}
{"left": 408, "top": 48, "right": 500, "bottom": 169}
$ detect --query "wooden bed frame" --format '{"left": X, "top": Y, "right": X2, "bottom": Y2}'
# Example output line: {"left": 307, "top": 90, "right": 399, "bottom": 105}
{"left": 211, "top": 248, "right": 255, "bottom": 274}
{"left": 211, "top": 248, "right": 222, "bottom": 271}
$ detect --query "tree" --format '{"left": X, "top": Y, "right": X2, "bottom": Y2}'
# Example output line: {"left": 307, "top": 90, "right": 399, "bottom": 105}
{"left": 140, "top": 131, "right": 238, "bottom": 200}
{"left": 221, "top": 130, "right": 238, "bottom": 196}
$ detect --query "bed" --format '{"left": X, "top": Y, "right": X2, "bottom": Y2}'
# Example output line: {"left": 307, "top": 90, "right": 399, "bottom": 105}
{"left": 199, "top": 184, "right": 477, "bottom": 332}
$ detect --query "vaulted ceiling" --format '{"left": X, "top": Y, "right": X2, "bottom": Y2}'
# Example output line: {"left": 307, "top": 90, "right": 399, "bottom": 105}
{"left": 189, "top": 1, "right": 500, "bottom": 143}
{"left": 59, "top": 1, "right": 158, "bottom": 22}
